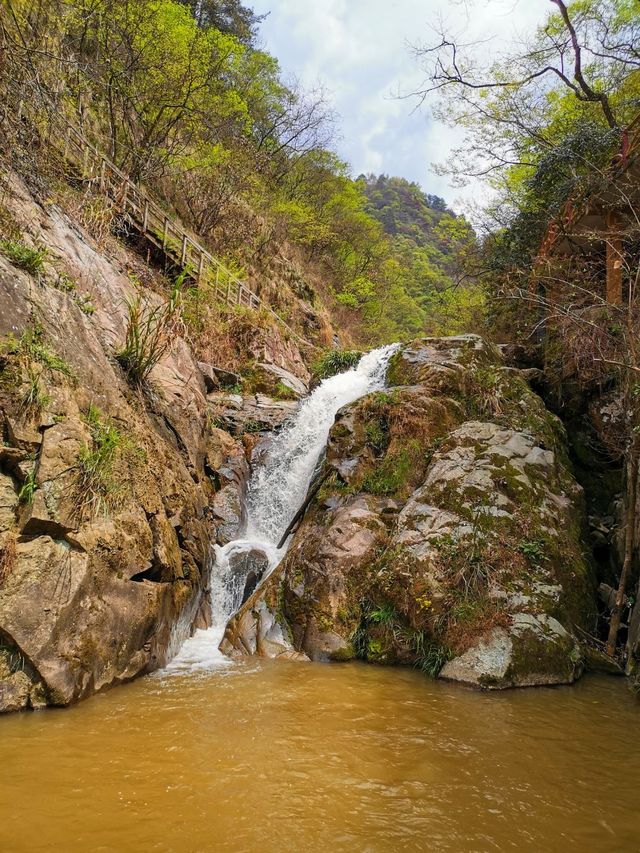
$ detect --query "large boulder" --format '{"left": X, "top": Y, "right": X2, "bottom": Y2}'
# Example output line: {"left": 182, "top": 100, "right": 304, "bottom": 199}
{"left": 228, "top": 546, "right": 270, "bottom": 604}
{"left": 207, "top": 392, "right": 298, "bottom": 437}
{"left": 255, "top": 363, "right": 308, "bottom": 398}
{"left": 223, "top": 336, "right": 596, "bottom": 688}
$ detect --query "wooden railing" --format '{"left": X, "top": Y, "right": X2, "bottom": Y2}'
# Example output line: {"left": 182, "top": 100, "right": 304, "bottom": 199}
{"left": 54, "top": 119, "right": 262, "bottom": 310}
{"left": 4, "top": 77, "right": 316, "bottom": 347}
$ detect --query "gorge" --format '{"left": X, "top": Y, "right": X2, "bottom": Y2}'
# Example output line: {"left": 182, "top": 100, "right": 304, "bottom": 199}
{"left": 1, "top": 0, "right": 640, "bottom": 850}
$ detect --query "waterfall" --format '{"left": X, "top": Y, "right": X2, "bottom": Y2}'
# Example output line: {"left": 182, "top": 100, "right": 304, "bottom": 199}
{"left": 163, "top": 344, "right": 398, "bottom": 674}
{"left": 245, "top": 344, "right": 398, "bottom": 544}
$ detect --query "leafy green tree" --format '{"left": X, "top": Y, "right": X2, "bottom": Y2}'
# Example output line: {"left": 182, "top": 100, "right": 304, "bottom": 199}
{"left": 413, "top": 0, "right": 640, "bottom": 193}
{"left": 177, "top": 0, "right": 264, "bottom": 43}
{"left": 2, "top": 0, "right": 475, "bottom": 344}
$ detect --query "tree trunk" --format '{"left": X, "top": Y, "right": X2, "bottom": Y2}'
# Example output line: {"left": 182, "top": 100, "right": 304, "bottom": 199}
{"left": 606, "top": 437, "right": 639, "bottom": 656}
{"left": 277, "top": 472, "right": 329, "bottom": 549}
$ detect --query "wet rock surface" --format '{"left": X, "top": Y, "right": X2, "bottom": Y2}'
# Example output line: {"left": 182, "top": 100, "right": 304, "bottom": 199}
{"left": 207, "top": 392, "right": 298, "bottom": 436}
{"left": 223, "top": 335, "right": 597, "bottom": 689}
{"left": 228, "top": 547, "right": 269, "bottom": 604}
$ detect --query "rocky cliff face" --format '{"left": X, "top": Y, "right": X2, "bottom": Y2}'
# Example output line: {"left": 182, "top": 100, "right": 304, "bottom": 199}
{"left": 0, "top": 160, "right": 605, "bottom": 705}
{"left": 0, "top": 168, "right": 308, "bottom": 712}
{"left": 223, "top": 336, "right": 597, "bottom": 688}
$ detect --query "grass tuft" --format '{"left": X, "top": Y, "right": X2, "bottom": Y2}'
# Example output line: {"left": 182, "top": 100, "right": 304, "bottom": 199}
{"left": 412, "top": 633, "right": 453, "bottom": 677}
{"left": 312, "top": 349, "right": 362, "bottom": 381}
{"left": 75, "top": 405, "right": 144, "bottom": 518}
{"left": 117, "top": 278, "right": 182, "bottom": 385}
{"left": 0, "top": 239, "right": 47, "bottom": 277}
{"left": 21, "top": 365, "right": 51, "bottom": 413}
{"left": 1, "top": 323, "right": 73, "bottom": 377}
{"left": 76, "top": 405, "right": 123, "bottom": 516}
{"left": 18, "top": 466, "right": 38, "bottom": 504}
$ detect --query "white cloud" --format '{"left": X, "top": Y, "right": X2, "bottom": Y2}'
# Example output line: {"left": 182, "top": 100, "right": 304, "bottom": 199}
{"left": 251, "top": 0, "right": 550, "bottom": 211}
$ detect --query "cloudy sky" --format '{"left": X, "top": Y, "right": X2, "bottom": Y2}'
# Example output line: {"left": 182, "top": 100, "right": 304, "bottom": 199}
{"left": 251, "top": 0, "right": 549, "bottom": 212}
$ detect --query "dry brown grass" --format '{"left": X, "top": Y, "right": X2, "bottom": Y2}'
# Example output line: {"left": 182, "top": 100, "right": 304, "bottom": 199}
{"left": 0, "top": 533, "right": 17, "bottom": 587}
{"left": 58, "top": 187, "right": 117, "bottom": 249}
{"left": 183, "top": 289, "right": 291, "bottom": 373}
{"left": 441, "top": 598, "right": 512, "bottom": 655}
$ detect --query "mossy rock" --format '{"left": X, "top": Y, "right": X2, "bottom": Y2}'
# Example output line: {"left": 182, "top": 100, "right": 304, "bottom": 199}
{"left": 223, "top": 336, "right": 597, "bottom": 690}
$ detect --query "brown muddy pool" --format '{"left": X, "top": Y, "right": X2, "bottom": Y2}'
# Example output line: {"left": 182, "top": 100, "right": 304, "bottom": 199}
{"left": 1, "top": 661, "right": 639, "bottom": 852}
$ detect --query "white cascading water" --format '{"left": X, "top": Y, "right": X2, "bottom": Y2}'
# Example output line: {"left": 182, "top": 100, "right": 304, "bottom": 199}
{"left": 163, "top": 344, "right": 398, "bottom": 674}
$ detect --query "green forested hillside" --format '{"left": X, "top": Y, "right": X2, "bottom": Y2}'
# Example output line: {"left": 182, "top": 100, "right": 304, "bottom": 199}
{"left": 360, "top": 174, "right": 451, "bottom": 245}
{"left": 2, "top": 0, "right": 482, "bottom": 345}
{"left": 360, "top": 174, "right": 482, "bottom": 333}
